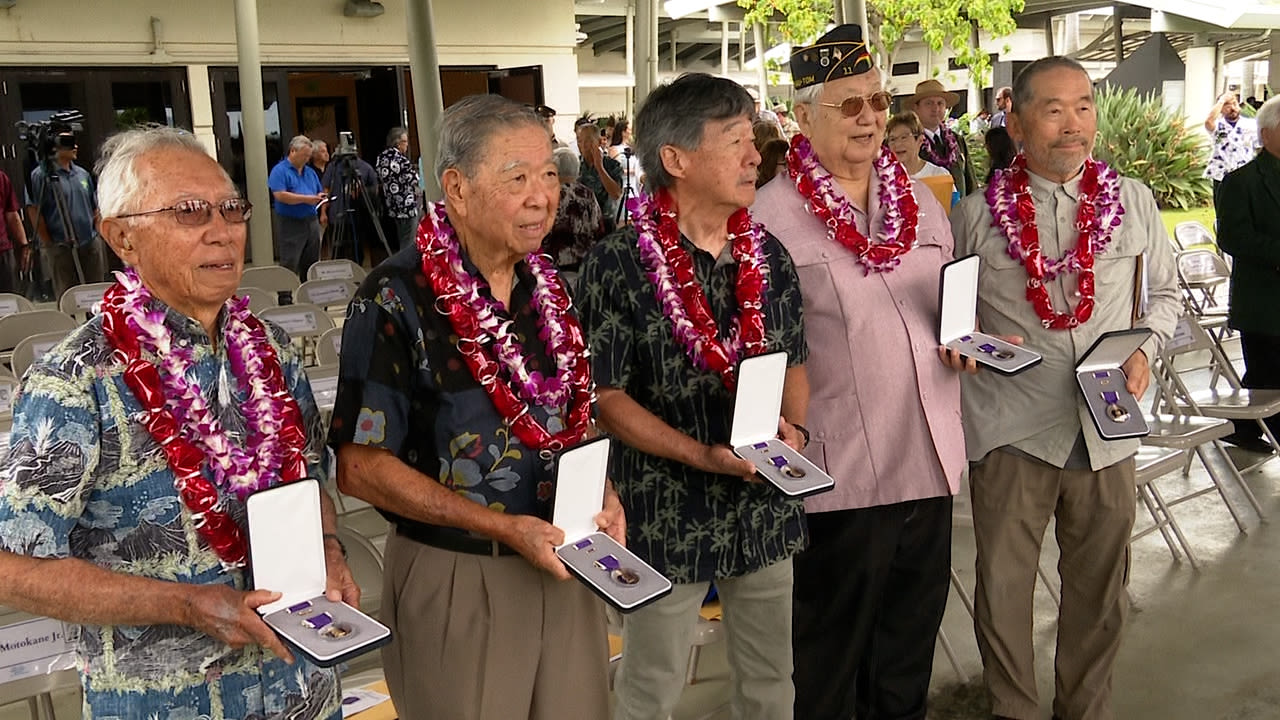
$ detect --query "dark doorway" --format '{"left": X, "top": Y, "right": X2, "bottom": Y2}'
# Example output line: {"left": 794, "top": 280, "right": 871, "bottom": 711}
{"left": 355, "top": 67, "right": 404, "bottom": 162}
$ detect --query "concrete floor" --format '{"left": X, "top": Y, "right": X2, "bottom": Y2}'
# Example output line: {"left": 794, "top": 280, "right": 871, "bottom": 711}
{"left": 7, "top": 342, "right": 1280, "bottom": 720}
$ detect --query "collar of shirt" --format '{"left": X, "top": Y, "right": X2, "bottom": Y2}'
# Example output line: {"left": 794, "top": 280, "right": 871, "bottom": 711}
{"left": 1025, "top": 165, "right": 1084, "bottom": 203}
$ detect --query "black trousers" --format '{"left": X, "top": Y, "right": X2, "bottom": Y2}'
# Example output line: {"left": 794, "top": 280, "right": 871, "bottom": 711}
{"left": 1238, "top": 331, "right": 1280, "bottom": 438}
{"left": 793, "top": 495, "right": 953, "bottom": 720}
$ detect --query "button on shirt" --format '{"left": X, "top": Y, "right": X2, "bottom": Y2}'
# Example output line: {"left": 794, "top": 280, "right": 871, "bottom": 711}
{"left": 576, "top": 228, "right": 809, "bottom": 583}
{"left": 752, "top": 173, "right": 965, "bottom": 512}
{"left": 950, "top": 169, "right": 1181, "bottom": 471}
{"left": 268, "top": 158, "right": 322, "bottom": 219}
{"left": 1206, "top": 117, "right": 1260, "bottom": 182}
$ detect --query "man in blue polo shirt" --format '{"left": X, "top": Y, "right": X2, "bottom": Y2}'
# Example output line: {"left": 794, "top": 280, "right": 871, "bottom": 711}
{"left": 268, "top": 135, "right": 324, "bottom": 278}
{"left": 26, "top": 131, "right": 104, "bottom": 300}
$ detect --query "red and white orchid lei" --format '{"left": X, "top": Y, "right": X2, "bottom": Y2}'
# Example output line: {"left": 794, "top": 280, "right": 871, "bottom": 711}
{"left": 786, "top": 134, "right": 920, "bottom": 274}
{"left": 417, "top": 202, "right": 593, "bottom": 453}
{"left": 984, "top": 154, "right": 1126, "bottom": 329}
{"left": 627, "top": 187, "right": 769, "bottom": 390}
{"left": 101, "top": 268, "right": 309, "bottom": 568}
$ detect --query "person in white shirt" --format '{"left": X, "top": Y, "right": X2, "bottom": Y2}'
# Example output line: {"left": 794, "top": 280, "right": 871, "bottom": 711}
{"left": 885, "top": 112, "right": 951, "bottom": 180}
{"left": 1204, "top": 91, "right": 1260, "bottom": 207}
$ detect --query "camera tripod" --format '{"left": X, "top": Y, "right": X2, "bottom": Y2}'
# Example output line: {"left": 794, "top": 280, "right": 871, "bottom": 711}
{"left": 323, "top": 153, "right": 392, "bottom": 265}
{"left": 614, "top": 147, "right": 637, "bottom": 228}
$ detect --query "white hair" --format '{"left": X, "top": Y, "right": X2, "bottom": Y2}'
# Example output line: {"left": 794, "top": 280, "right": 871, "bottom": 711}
{"left": 96, "top": 126, "right": 228, "bottom": 219}
{"left": 553, "top": 147, "right": 580, "bottom": 180}
{"left": 1257, "top": 97, "right": 1280, "bottom": 132}
{"left": 288, "top": 135, "right": 314, "bottom": 152}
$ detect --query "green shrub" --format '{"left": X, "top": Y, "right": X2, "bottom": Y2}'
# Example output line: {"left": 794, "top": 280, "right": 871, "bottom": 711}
{"left": 966, "top": 133, "right": 990, "bottom": 188}
{"left": 1093, "top": 86, "right": 1212, "bottom": 210}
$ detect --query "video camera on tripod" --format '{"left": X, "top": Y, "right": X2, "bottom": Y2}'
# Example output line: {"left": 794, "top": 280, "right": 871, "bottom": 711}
{"left": 15, "top": 109, "right": 85, "bottom": 160}
{"left": 321, "top": 131, "right": 392, "bottom": 262}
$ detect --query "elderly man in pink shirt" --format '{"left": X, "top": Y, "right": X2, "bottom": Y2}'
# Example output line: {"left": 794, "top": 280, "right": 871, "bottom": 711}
{"left": 753, "top": 24, "right": 971, "bottom": 720}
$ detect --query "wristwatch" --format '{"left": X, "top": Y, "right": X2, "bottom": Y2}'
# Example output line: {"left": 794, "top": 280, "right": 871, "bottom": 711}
{"left": 791, "top": 423, "right": 811, "bottom": 449}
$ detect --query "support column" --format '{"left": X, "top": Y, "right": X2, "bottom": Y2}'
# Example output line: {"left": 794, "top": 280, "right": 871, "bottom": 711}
{"left": 186, "top": 65, "right": 217, "bottom": 158}
{"left": 753, "top": 23, "right": 768, "bottom": 101}
{"left": 1185, "top": 37, "right": 1217, "bottom": 128}
{"left": 625, "top": 0, "right": 636, "bottom": 114}
{"left": 1270, "top": 34, "right": 1280, "bottom": 99}
{"left": 406, "top": 0, "right": 445, "bottom": 201}
{"left": 841, "top": 0, "right": 867, "bottom": 31}
{"left": 1044, "top": 15, "right": 1054, "bottom": 56}
{"left": 969, "top": 22, "right": 982, "bottom": 116}
{"left": 1112, "top": 5, "right": 1123, "bottom": 64}
{"left": 1242, "top": 59, "right": 1256, "bottom": 100}
{"left": 721, "top": 21, "right": 729, "bottom": 76}
{"left": 232, "top": 0, "right": 271, "bottom": 267}
{"left": 633, "top": 0, "right": 658, "bottom": 107}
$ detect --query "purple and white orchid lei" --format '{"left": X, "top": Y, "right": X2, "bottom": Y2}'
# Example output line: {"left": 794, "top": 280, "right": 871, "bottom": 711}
{"left": 922, "top": 127, "right": 961, "bottom": 168}
{"left": 985, "top": 156, "right": 1126, "bottom": 280}
{"left": 421, "top": 202, "right": 575, "bottom": 408}
{"left": 114, "top": 268, "right": 295, "bottom": 500}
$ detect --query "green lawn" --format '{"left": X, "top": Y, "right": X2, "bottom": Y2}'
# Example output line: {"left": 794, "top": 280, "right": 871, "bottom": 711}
{"left": 1160, "top": 205, "right": 1216, "bottom": 242}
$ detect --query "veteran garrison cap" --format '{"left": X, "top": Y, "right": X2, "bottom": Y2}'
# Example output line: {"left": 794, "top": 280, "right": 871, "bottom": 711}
{"left": 790, "top": 24, "right": 875, "bottom": 90}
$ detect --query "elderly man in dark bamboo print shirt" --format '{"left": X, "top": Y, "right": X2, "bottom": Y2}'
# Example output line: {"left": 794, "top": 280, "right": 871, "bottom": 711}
{"left": 577, "top": 73, "right": 810, "bottom": 720}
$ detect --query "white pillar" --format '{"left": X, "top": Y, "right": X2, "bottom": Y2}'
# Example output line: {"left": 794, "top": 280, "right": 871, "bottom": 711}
{"left": 1270, "top": 34, "right": 1280, "bottom": 98}
{"left": 648, "top": 0, "right": 660, "bottom": 92}
{"left": 405, "top": 0, "right": 445, "bottom": 201}
{"left": 968, "top": 22, "right": 982, "bottom": 116}
{"left": 841, "top": 0, "right": 867, "bottom": 30}
{"left": 186, "top": 65, "right": 217, "bottom": 158}
{"left": 232, "top": 0, "right": 272, "bottom": 267}
{"left": 625, "top": 1, "right": 635, "bottom": 114}
{"left": 721, "top": 21, "right": 729, "bottom": 76}
{"left": 633, "top": 0, "right": 655, "bottom": 107}
{"left": 1242, "top": 60, "right": 1256, "bottom": 99}
{"left": 753, "top": 23, "right": 768, "bottom": 100}
{"left": 1185, "top": 41, "right": 1218, "bottom": 129}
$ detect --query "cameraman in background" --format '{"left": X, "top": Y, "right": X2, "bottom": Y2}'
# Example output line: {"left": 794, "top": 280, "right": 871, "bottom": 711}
{"left": 321, "top": 133, "right": 379, "bottom": 265}
{"left": 25, "top": 131, "right": 104, "bottom": 299}
{"left": 0, "top": 169, "right": 30, "bottom": 294}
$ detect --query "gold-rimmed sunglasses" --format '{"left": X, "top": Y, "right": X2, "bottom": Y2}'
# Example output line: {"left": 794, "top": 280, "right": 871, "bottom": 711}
{"left": 818, "top": 91, "right": 893, "bottom": 117}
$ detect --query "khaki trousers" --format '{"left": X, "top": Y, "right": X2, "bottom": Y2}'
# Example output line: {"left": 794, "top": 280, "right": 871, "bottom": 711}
{"left": 612, "top": 558, "right": 795, "bottom": 720}
{"left": 970, "top": 449, "right": 1135, "bottom": 720}
{"left": 381, "top": 532, "right": 610, "bottom": 720}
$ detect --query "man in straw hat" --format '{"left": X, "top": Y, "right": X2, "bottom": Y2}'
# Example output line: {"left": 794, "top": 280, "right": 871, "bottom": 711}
{"left": 753, "top": 22, "right": 972, "bottom": 720}
{"left": 905, "top": 78, "right": 977, "bottom": 196}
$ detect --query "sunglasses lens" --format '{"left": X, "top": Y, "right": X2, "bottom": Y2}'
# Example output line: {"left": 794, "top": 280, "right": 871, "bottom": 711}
{"left": 840, "top": 97, "right": 865, "bottom": 117}
{"left": 870, "top": 92, "right": 891, "bottom": 112}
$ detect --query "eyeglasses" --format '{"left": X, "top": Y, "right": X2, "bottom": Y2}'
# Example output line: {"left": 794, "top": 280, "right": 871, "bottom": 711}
{"left": 885, "top": 132, "right": 919, "bottom": 143}
{"left": 819, "top": 91, "right": 893, "bottom": 117}
{"left": 115, "top": 198, "right": 253, "bottom": 226}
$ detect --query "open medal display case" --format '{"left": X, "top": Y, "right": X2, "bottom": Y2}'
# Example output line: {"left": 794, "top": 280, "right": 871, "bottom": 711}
{"left": 1075, "top": 328, "right": 1154, "bottom": 440}
{"left": 730, "top": 352, "right": 834, "bottom": 498}
{"left": 552, "top": 438, "right": 672, "bottom": 613}
{"left": 247, "top": 479, "right": 391, "bottom": 667}
{"left": 939, "top": 255, "right": 1043, "bottom": 375}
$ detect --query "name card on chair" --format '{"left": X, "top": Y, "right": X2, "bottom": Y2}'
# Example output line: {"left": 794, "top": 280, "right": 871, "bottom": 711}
{"left": 311, "top": 374, "right": 339, "bottom": 411}
{"left": 0, "top": 299, "right": 19, "bottom": 317}
{"left": 0, "top": 617, "right": 76, "bottom": 681}
{"left": 314, "top": 264, "right": 355, "bottom": 281}
{"left": 73, "top": 290, "right": 103, "bottom": 312}
{"left": 0, "top": 381, "right": 13, "bottom": 415}
{"left": 30, "top": 340, "right": 57, "bottom": 361}
{"left": 307, "top": 283, "right": 352, "bottom": 305}
{"left": 1167, "top": 317, "right": 1197, "bottom": 353}
{"left": 271, "top": 311, "right": 319, "bottom": 334}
